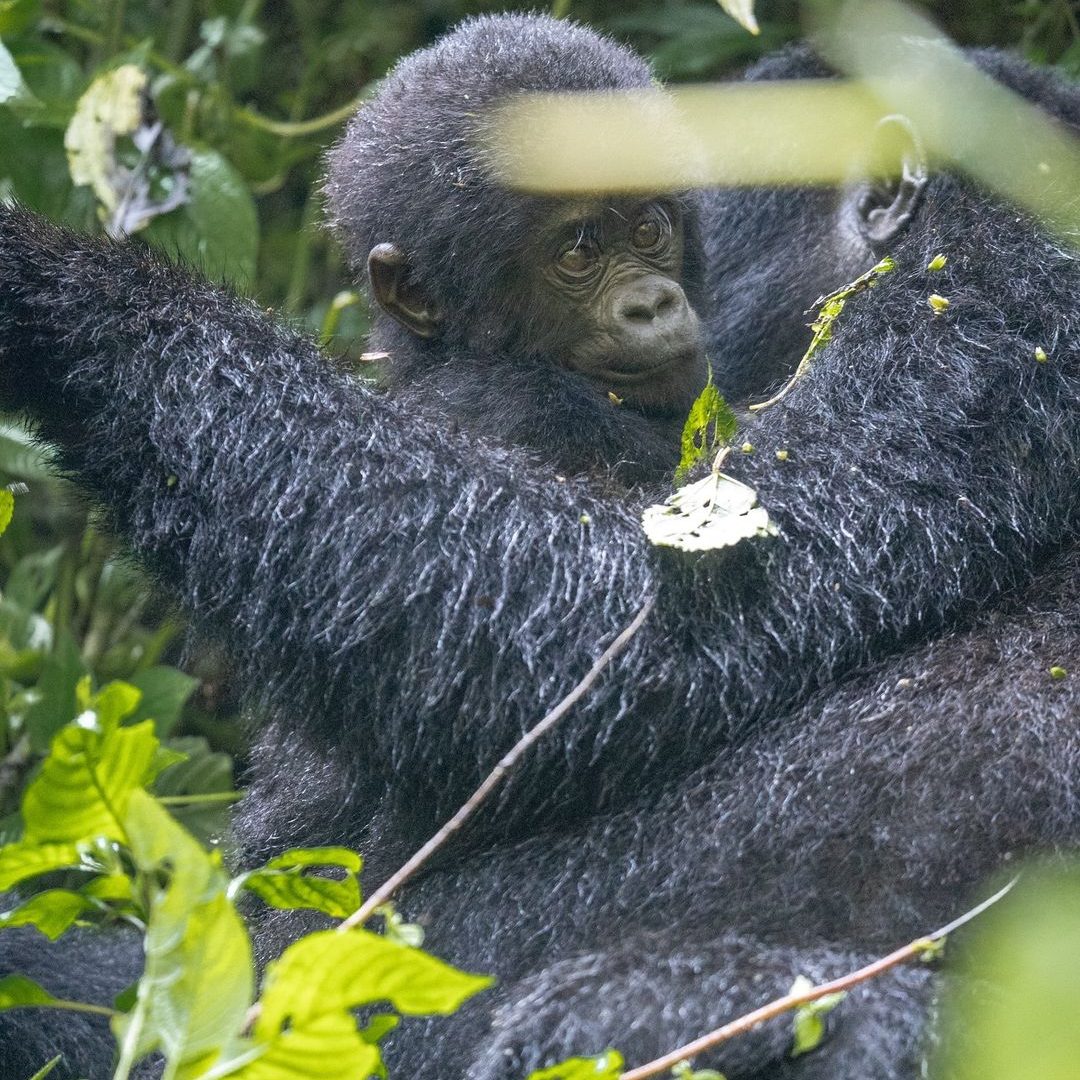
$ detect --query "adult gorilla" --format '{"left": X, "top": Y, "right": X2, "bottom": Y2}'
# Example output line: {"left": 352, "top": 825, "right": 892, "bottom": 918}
{"left": 1, "top": 14, "right": 1079, "bottom": 1080}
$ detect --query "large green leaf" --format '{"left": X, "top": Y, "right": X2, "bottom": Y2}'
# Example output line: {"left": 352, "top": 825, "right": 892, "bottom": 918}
{"left": 115, "top": 791, "right": 253, "bottom": 1068}
{"left": 146, "top": 149, "right": 259, "bottom": 291}
{"left": 22, "top": 716, "right": 158, "bottom": 843}
{"left": 258, "top": 929, "right": 492, "bottom": 1032}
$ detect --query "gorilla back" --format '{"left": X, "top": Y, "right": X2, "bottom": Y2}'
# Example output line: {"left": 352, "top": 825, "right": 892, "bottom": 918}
{"left": 0, "top": 15, "right": 1079, "bottom": 1080}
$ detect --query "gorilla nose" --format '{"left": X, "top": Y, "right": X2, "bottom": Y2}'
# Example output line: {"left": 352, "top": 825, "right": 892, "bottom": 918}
{"left": 615, "top": 277, "right": 686, "bottom": 328}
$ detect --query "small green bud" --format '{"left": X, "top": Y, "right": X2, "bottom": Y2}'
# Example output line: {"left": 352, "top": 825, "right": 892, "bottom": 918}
{"left": 775, "top": 449, "right": 789, "bottom": 462}
{"left": 1050, "top": 665, "right": 1068, "bottom": 680}
{"left": 927, "top": 253, "right": 947, "bottom": 271}
{"left": 741, "top": 441, "right": 754, "bottom": 454}
{"left": 1034, "top": 346, "right": 1048, "bottom": 363}
{"left": 927, "top": 294, "right": 950, "bottom": 314}
{"left": 579, "top": 513, "right": 592, "bottom": 526}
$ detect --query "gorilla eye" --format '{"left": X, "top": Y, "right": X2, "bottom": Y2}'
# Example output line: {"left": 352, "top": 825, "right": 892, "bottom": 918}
{"left": 631, "top": 210, "right": 671, "bottom": 254}
{"left": 556, "top": 243, "right": 598, "bottom": 278}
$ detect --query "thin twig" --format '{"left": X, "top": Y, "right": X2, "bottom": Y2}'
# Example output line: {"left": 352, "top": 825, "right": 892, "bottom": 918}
{"left": 338, "top": 597, "right": 656, "bottom": 932}
{"left": 620, "top": 878, "right": 1018, "bottom": 1080}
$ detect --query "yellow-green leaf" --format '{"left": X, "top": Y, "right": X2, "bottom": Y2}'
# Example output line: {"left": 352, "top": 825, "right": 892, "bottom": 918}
{"left": 115, "top": 791, "right": 253, "bottom": 1067}
{"left": 242, "top": 847, "right": 363, "bottom": 919}
{"left": 22, "top": 718, "right": 159, "bottom": 844}
{"left": 0, "top": 488, "right": 14, "bottom": 537}
{"left": 257, "top": 929, "right": 492, "bottom": 1039}
{"left": 0, "top": 889, "right": 90, "bottom": 940}
{"left": 528, "top": 1052, "right": 625, "bottom": 1079}
{"left": 0, "top": 841, "right": 80, "bottom": 891}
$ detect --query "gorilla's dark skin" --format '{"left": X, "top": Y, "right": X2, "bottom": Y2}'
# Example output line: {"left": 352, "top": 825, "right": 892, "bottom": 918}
{"left": 2, "top": 15, "right": 1080, "bottom": 1080}
{"left": 326, "top": 21, "right": 708, "bottom": 484}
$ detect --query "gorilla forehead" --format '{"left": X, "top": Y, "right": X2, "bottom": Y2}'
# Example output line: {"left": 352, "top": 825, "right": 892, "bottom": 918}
{"left": 324, "top": 15, "right": 655, "bottom": 300}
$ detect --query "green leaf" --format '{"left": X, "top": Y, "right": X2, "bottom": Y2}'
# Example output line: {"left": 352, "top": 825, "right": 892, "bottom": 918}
{"left": 527, "top": 1052, "right": 625, "bottom": 1079}
{"left": 0, "top": 487, "right": 13, "bottom": 538}
{"left": 0, "top": 841, "right": 81, "bottom": 891}
{"left": 23, "top": 633, "right": 88, "bottom": 752}
{"left": 146, "top": 149, "right": 259, "bottom": 291}
{"left": 259, "top": 929, "right": 491, "bottom": 1029}
{"left": 675, "top": 378, "right": 738, "bottom": 484}
{"left": 931, "top": 868, "right": 1080, "bottom": 1080}
{"left": 22, "top": 717, "right": 159, "bottom": 844}
{"left": 788, "top": 975, "right": 845, "bottom": 1058}
{"left": 90, "top": 680, "right": 143, "bottom": 730}
{"left": 716, "top": 0, "right": 759, "bottom": 35}
{"left": 242, "top": 847, "right": 362, "bottom": 919}
{"left": 127, "top": 666, "right": 199, "bottom": 736}
{"left": 152, "top": 736, "right": 235, "bottom": 845}
{"left": 231, "top": 1013, "right": 382, "bottom": 1080}
{"left": 643, "top": 470, "right": 777, "bottom": 552}
{"left": 0, "top": 888, "right": 90, "bottom": 940}
{"left": 672, "top": 1062, "right": 727, "bottom": 1080}
{"left": 0, "top": 973, "right": 57, "bottom": 1011}
{"left": 115, "top": 791, "right": 253, "bottom": 1068}
{"left": 5, "top": 546, "right": 64, "bottom": 612}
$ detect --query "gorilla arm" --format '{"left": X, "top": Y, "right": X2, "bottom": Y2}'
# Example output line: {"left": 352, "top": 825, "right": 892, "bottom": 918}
{"left": 0, "top": 200, "right": 1077, "bottom": 845}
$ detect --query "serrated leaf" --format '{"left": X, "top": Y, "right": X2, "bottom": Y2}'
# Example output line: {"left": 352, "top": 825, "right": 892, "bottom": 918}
{"left": 528, "top": 1052, "right": 625, "bottom": 1079}
{"left": 257, "top": 929, "right": 492, "bottom": 1037}
{"left": 243, "top": 847, "right": 362, "bottom": 919}
{"left": 22, "top": 718, "right": 159, "bottom": 844}
{"left": 231, "top": 1012, "right": 382, "bottom": 1080}
{"left": 0, "top": 888, "right": 90, "bottom": 940}
{"left": 675, "top": 378, "right": 738, "bottom": 484}
{"left": 643, "top": 470, "right": 777, "bottom": 552}
{"left": 0, "top": 973, "right": 57, "bottom": 1010}
{"left": 716, "top": 0, "right": 758, "bottom": 34}
{"left": 0, "top": 841, "right": 80, "bottom": 890}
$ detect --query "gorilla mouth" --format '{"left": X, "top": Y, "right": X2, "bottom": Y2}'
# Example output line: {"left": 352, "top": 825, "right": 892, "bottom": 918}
{"left": 596, "top": 360, "right": 674, "bottom": 385}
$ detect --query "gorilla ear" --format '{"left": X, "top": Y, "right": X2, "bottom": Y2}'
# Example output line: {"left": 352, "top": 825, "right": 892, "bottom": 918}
{"left": 367, "top": 243, "right": 442, "bottom": 339}
{"left": 851, "top": 115, "right": 928, "bottom": 247}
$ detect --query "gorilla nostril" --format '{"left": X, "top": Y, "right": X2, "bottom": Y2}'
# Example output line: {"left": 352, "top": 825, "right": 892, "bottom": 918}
{"left": 618, "top": 280, "right": 682, "bottom": 325}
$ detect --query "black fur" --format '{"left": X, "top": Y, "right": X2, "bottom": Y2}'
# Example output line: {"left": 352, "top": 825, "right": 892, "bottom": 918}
{"left": 1, "top": 14, "right": 1079, "bottom": 1080}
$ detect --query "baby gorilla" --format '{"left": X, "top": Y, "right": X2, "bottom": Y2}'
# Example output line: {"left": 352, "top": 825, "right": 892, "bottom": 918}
{"left": 325, "top": 16, "right": 708, "bottom": 484}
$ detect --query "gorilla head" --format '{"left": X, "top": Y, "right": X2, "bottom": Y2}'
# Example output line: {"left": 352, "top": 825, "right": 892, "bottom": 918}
{"left": 325, "top": 15, "right": 709, "bottom": 481}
